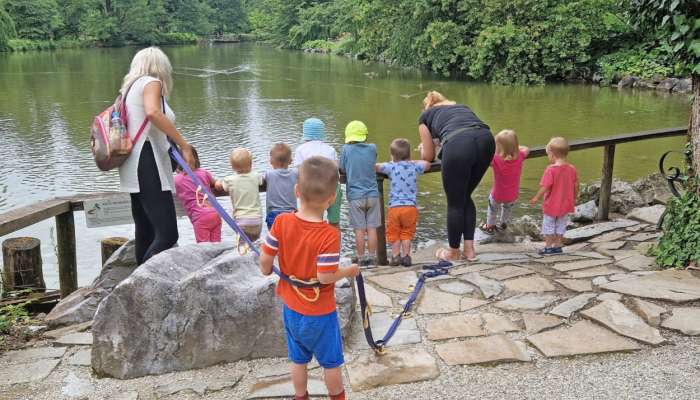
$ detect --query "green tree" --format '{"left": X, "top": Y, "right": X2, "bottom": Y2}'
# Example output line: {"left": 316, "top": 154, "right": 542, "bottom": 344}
{"left": 165, "top": 0, "right": 215, "bottom": 35}
{"left": 0, "top": 7, "right": 15, "bottom": 51}
{"left": 3, "top": 0, "right": 64, "bottom": 40}
{"left": 208, "top": 0, "right": 247, "bottom": 34}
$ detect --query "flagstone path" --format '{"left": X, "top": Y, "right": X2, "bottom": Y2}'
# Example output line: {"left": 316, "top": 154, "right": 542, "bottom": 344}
{"left": 3, "top": 218, "right": 700, "bottom": 399}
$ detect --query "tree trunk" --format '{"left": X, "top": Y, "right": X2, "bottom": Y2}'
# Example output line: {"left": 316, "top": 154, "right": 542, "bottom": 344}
{"left": 691, "top": 74, "right": 700, "bottom": 189}
{"left": 2, "top": 237, "right": 45, "bottom": 292}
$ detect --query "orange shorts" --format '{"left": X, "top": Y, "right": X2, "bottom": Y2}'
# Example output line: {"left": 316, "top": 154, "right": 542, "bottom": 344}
{"left": 386, "top": 206, "right": 418, "bottom": 242}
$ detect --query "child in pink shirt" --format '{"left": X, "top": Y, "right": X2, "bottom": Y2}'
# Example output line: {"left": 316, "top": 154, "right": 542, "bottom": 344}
{"left": 173, "top": 147, "right": 222, "bottom": 243}
{"left": 481, "top": 130, "right": 529, "bottom": 234}
{"left": 530, "top": 137, "right": 579, "bottom": 255}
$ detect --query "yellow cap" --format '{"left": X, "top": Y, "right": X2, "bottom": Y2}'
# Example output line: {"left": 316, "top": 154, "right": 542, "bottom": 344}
{"left": 344, "top": 120, "right": 368, "bottom": 143}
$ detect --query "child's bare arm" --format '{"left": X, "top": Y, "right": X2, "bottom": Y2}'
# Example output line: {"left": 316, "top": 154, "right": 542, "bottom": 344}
{"left": 317, "top": 264, "right": 360, "bottom": 285}
{"left": 416, "top": 160, "right": 432, "bottom": 172}
{"left": 530, "top": 187, "right": 549, "bottom": 205}
{"left": 520, "top": 146, "right": 530, "bottom": 158}
{"left": 574, "top": 180, "right": 580, "bottom": 200}
{"left": 259, "top": 252, "right": 274, "bottom": 276}
{"left": 375, "top": 163, "right": 383, "bottom": 173}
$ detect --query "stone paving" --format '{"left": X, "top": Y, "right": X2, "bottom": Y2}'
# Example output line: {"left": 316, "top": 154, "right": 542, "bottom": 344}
{"left": 3, "top": 212, "right": 700, "bottom": 399}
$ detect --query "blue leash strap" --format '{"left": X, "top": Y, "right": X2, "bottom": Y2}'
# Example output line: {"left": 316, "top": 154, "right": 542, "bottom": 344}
{"left": 169, "top": 147, "right": 321, "bottom": 289}
{"left": 357, "top": 260, "right": 453, "bottom": 354}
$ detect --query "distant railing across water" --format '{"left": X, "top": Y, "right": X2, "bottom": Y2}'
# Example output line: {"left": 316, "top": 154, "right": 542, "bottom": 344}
{"left": 0, "top": 126, "right": 688, "bottom": 296}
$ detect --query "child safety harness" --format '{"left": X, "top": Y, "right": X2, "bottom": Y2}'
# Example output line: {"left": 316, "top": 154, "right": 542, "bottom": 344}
{"left": 169, "top": 147, "right": 453, "bottom": 354}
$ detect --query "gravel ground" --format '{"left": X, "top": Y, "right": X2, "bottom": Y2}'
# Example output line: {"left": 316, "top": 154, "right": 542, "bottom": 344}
{"left": 1, "top": 332, "right": 698, "bottom": 400}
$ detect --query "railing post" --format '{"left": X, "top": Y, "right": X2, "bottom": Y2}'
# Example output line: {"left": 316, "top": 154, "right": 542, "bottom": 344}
{"left": 376, "top": 178, "right": 388, "bottom": 266}
{"left": 597, "top": 144, "right": 616, "bottom": 221}
{"left": 55, "top": 211, "right": 78, "bottom": 297}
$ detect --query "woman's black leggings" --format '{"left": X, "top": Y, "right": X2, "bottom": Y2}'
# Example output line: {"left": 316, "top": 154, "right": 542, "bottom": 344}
{"left": 440, "top": 131, "right": 495, "bottom": 248}
{"left": 130, "top": 141, "right": 179, "bottom": 265}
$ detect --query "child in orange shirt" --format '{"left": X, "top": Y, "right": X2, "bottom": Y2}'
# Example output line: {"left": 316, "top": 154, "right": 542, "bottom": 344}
{"left": 259, "top": 156, "right": 359, "bottom": 400}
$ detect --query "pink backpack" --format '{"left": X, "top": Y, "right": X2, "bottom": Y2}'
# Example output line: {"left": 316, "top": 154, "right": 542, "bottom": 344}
{"left": 91, "top": 83, "right": 149, "bottom": 171}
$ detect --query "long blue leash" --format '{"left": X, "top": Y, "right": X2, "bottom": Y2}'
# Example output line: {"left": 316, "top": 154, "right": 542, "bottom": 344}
{"left": 169, "top": 147, "right": 452, "bottom": 352}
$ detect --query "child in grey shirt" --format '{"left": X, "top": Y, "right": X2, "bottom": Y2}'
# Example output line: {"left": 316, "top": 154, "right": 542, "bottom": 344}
{"left": 264, "top": 143, "right": 298, "bottom": 229}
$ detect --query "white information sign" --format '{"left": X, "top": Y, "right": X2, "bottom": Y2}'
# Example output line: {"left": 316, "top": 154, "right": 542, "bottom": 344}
{"left": 84, "top": 194, "right": 188, "bottom": 228}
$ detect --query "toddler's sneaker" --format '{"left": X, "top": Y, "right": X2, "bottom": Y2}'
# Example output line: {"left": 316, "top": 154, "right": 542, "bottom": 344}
{"left": 400, "top": 255, "right": 412, "bottom": 267}
{"left": 362, "top": 256, "right": 376, "bottom": 269}
{"left": 538, "top": 247, "right": 559, "bottom": 256}
{"left": 389, "top": 256, "right": 401, "bottom": 266}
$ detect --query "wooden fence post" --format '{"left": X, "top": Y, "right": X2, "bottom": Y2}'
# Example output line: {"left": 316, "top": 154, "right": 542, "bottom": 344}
{"left": 101, "top": 237, "right": 129, "bottom": 266}
{"left": 55, "top": 211, "right": 77, "bottom": 297}
{"left": 376, "top": 178, "right": 388, "bottom": 266}
{"left": 597, "top": 144, "right": 616, "bottom": 221}
{"left": 2, "top": 237, "right": 45, "bottom": 291}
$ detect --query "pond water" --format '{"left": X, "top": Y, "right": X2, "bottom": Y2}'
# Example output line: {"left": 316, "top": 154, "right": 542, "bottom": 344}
{"left": 0, "top": 44, "right": 690, "bottom": 288}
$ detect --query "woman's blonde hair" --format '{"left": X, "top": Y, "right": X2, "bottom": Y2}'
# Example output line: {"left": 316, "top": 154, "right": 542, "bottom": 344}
{"left": 121, "top": 47, "right": 173, "bottom": 97}
{"left": 422, "top": 90, "right": 455, "bottom": 110}
{"left": 495, "top": 129, "right": 520, "bottom": 160}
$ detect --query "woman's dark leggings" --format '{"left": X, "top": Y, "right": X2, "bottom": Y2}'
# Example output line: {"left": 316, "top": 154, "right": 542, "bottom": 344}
{"left": 441, "top": 131, "right": 495, "bottom": 248}
{"left": 130, "top": 141, "right": 179, "bottom": 265}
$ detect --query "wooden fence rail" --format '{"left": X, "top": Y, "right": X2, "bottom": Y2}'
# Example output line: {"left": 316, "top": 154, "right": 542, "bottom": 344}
{"left": 0, "top": 126, "right": 687, "bottom": 296}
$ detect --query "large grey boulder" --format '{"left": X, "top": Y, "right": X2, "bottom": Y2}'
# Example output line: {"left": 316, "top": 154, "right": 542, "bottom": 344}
{"left": 672, "top": 78, "right": 692, "bottom": 94}
{"left": 617, "top": 76, "right": 637, "bottom": 89}
{"left": 91, "top": 243, "right": 355, "bottom": 379}
{"left": 45, "top": 241, "right": 137, "bottom": 327}
{"left": 579, "top": 179, "right": 647, "bottom": 214}
{"left": 656, "top": 78, "right": 678, "bottom": 92}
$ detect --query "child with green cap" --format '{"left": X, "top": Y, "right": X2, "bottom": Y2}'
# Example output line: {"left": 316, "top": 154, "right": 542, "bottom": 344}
{"left": 339, "top": 121, "right": 380, "bottom": 267}
{"left": 293, "top": 118, "right": 342, "bottom": 228}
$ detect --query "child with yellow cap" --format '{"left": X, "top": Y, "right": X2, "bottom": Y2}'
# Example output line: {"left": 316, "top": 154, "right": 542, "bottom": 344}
{"left": 339, "top": 121, "right": 380, "bottom": 267}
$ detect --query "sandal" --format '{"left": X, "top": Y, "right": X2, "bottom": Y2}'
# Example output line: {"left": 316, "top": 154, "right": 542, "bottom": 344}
{"left": 479, "top": 223, "right": 497, "bottom": 234}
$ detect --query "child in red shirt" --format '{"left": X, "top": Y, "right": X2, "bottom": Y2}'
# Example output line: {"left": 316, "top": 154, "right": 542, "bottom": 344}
{"left": 259, "top": 156, "right": 359, "bottom": 400}
{"left": 530, "top": 137, "right": 579, "bottom": 255}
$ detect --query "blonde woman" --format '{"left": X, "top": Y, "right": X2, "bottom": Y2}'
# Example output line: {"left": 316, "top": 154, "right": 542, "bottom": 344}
{"left": 118, "top": 47, "right": 195, "bottom": 265}
{"left": 418, "top": 91, "right": 495, "bottom": 262}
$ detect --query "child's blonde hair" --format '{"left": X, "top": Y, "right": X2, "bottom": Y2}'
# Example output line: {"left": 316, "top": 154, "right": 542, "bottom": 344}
{"left": 546, "top": 137, "right": 569, "bottom": 158}
{"left": 270, "top": 143, "right": 292, "bottom": 167}
{"left": 230, "top": 148, "right": 252, "bottom": 173}
{"left": 495, "top": 129, "right": 520, "bottom": 160}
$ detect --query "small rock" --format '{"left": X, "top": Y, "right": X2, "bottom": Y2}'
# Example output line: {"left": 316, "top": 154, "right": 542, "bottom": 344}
{"left": 661, "top": 308, "right": 700, "bottom": 335}
{"left": 435, "top": 335, "right": 530, "bottom": 365}
{"left": 592, "top": 276, "right": 609, "bottom": 286}
{"left": 567, "top": 266, "right": 619, "bottom": 279}
{"left": 597, "top": 293, "right": 623, "bottom": 302}
{"left": 527, "top": 320, "right": 640, "bottom": 357}
{"left": 628, "top": 298, "right": 666, "bottom": 327}
{"left": 552, "top": 259, "right": 610, "bottom": 272}
{"left": 459, "top": 273, "right": 504, "bottom": 299}
{"left": 554, "top": 279, "right": 593, "bottom": 292}
{"left": 438, "top": 281, "right": 474, "bottom": 295}
{"left": 426, "top": 314, "right": 486, "bottom": 341}
{"left": 523, "top": 313, "right": 563, "bottom": 333}
{"left": 581, "top": 300, "right": 665, "bottom": 345}
{"left": 572, "top": 200, "right": 597, "bottom": 222}
{"left": 482, "top": 265, "right": 534, "bottom": 280}
{"left": 495, "top": 294, "right": 558, "bottom": 311}
{"left": 482, "top": 313, "right": 519, "bottom": 334}
{"left": 1, "top": 347, "right": 66, "bottom": 364}
{"left": 62, "top": 371, "right": 94, "bottom": 398}
{"left": 627, "top": 205, "right": 665, "bottom": 225}
{"left": 549, "top": 293, "right": 597, "bottom": 318}
{"left": 55, "top": 332, "right": 92, "bottom": 346}
{"left": 617, "top": 75, "right": 637, "bottom": 89}
{"left": 67, "top": 348, "right": 91, "bottom": 366}
{"left": 564, "top": 219, "right": 638, "bottom": 243}
{"left": 346, "top": 348, "right": 440, "bottom": 391}
{"left": 504, "top": 276, "right": 557, "bottom": 293}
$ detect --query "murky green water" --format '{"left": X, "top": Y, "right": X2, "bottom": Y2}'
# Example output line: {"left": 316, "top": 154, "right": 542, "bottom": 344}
{"left": 0, "top": 44, "right": 690, "bottom": 288}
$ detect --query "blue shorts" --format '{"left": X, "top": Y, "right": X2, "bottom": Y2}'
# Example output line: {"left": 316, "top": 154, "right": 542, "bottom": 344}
{"left": 266, "top": 210, "right": 295, "bottom": 230}
{"left": 282, "top": 305, "right": 344, "bottom": 369}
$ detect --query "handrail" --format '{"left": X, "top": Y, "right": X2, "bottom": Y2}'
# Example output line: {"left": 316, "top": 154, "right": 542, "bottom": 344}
{"left": 0, "top": 126, "right": 688, "bottom": 295}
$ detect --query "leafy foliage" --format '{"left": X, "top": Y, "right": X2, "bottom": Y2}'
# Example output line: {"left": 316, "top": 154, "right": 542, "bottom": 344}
{"left": 0, "top": 302, "right": 30, "bottom": 333}
{"left": 597, "top": 47, "right": 674, "bottom": 84}
{"left": 1, "top": 0, "right": 246, "bottom": 50}
{"left": 0, "top": 7, "right": 15, "bottom": 51}
{"left": 654, "top": 147, "right": 700, "bottom": 268}
{"left": 630, "top": 0, "right": 700, "bottom": 75}
{"left": 245, "top": 0, "right": 682, "bottom": 84}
